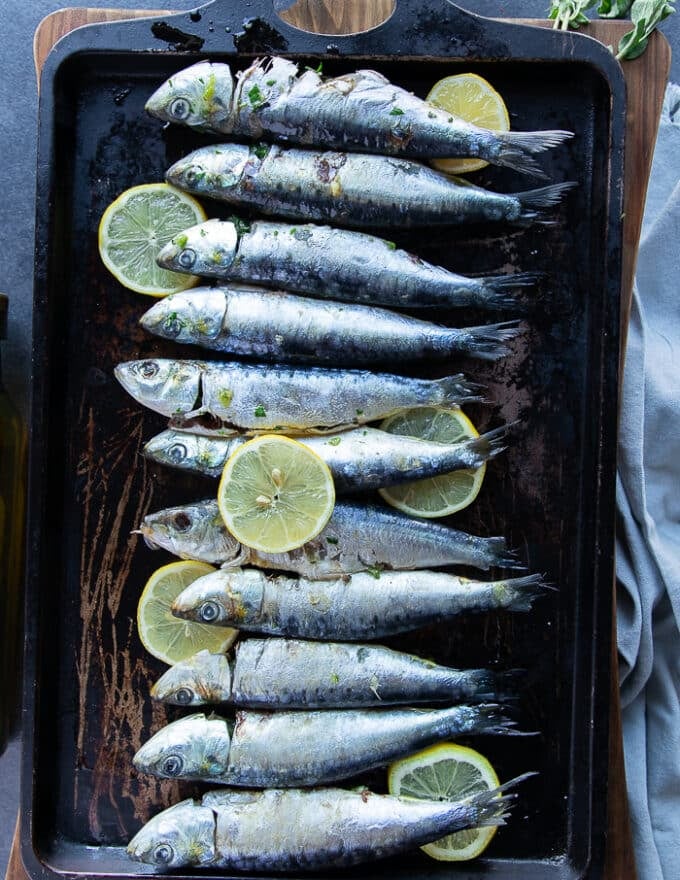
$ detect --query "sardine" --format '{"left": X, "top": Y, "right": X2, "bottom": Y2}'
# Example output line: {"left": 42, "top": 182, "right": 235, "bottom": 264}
{"left": 139, "top": 499, "right": 524, "bottom": 574}
{"left": 172, "top": 567, "right": 544, "bottom": 640}
{"left": 132, "top": 706, "right": 515, "bottom": 786}
{"left": 143, "top": 424, "right": 508, "bottom": 490}
{"left": 155, "top": 218, "right": 537, "bottom": 311}
{"left": 150, "top": 638, "right": 518, "bottom": 708}
{"left": 146, "top": 56, "right": 571, "bottom": 176}
{"left": 127, "top": 779, "right": 531, "bottom": 872}
{"left": 167, "top": 143, "right": 575, "bottom": 229}
{"left": 114, "top": 358, "right": 484, "bottom": 433}
{"left": 141, "top": 285, "right": 521, "bottom": 364}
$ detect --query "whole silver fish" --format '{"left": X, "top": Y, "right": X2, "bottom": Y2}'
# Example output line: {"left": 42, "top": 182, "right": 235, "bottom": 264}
{"left": 150, "top": 639, "right": 518, "bottom": 708}
{"left": 127, "top": 779, "right": 531, "bottom": 872}
{"left": 146, "top": 56, "right": 572, "bottom": 176}
{"left": 142, "top": 424, "right": 508, "bottom": 491}
{"left": 141, "top": 285, "right": 521, "bottom": 364}
{"left": 166, "top": 142, "right": 575, "bottom": 229}
{"left": 114, "top": 358, "right": 484, "bottom": 433}
{"left": 139, "top": 499, "right": 524, "bottom": 574}
{"left": 172, "top": 566, "right": 544, "bottom": 640}
{"left": 155, "top": 218, "right": 537, "bottom": 311}
{"left": 132, "top": 706, "right": 515, "bottom": 786}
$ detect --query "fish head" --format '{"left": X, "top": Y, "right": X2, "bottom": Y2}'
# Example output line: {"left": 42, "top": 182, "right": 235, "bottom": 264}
{"left": 156, "top": 219, "right": 239, "bottom": 277}
{"left": 166, "top": 144, "right": 251, "bottom": 196}
{"left": 138, "top": 500, "right": 245, "bottom": 565}
{"left": 143, "top": 428, "right": 236, "bottom": 474}
{"left": 173, "top": 567, "right": 263, "bottom": 628}
{"left": 133, "top": 713, "right": 231, "bottom": 781}
{"left": 140, "top": 287, "right": 228, "bottom": 344}
{"left": 114, "top": 359, "right": 203, "bottom": 418}
{"left": 127, "top": 799, "right": 216, "bottom": 869}
{"left": 145, "top": 61, "right": 234, "bottom": 132}
{"left": 151, "top": 649, "right": 233, "bottom": 706}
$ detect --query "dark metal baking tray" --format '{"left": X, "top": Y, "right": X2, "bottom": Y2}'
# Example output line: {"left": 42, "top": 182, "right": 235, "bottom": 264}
{"left": 23, "top": 1, "right": 625, "bottom": 878}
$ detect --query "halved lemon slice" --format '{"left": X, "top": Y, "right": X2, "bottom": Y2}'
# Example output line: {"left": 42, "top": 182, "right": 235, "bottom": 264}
{"left": 137, "top": 561, "right": 237, "bottom": 665}
{"left": 388, "top": 743, "right": 501, "bottom": 861}
{"left": 427, "top": 73, "right": 510, "bottom": 175}
{"left": 378, "top": 407, "right": 485, "bottom": 518}
{"left": 217, "top": 435, "right": 335, "bottom": 554}
{"left": 98, "top": 183, "right": 206, "bottom": 296}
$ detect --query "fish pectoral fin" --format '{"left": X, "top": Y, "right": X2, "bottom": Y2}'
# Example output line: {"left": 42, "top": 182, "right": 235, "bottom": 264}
{"left": 219, "top": 546, "right": 250, "bottom": 568}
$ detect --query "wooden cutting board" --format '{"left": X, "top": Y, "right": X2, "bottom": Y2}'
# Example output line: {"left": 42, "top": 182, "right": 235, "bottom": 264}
{"left": 9, "top": 5, "right": 669, "bottom": 880}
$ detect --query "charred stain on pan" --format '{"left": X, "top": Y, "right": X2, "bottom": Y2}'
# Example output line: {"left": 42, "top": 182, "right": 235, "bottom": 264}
{"left": 150, "top": 21, "right": 205, "bottom": 52}
{"left": 233, "top": 17, "right": 289, "bottom": 53}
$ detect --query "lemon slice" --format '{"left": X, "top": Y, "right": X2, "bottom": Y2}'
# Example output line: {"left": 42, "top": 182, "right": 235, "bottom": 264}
{"left": 426, "top": 73, "right": 510, "bottom": 175}
{"left": 378, "top": 407, "right": 485, "bottom": 518}
{"left": 388, "top": 743, "right": 501, "bottom": 861}
{"left": 137, "top": 561, "right": 237, "bottom": 665}
{"left": 217, "top": 435, "right": 336, "bottom": 554}
{"left": 98, "top": 183, "right": 206, "bottom": 296}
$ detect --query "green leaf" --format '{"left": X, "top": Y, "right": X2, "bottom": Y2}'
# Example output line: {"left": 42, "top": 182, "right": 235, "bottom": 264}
{"left": 616, "top": 0, "right": 674, "bottom": 59}
{"left": 549, "top": 0, "right": 597, "bottom": 29}
{"left": 597, "top": 0, "right": 633, "bottom": 16}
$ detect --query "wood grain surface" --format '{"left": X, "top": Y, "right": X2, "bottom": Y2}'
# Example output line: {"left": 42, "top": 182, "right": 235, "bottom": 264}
{"left": 16, "top": 5, "right": 670, "bottom": 880}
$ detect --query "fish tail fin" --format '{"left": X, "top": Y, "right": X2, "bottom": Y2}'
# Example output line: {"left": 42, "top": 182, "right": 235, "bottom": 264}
{"left": 434, "top": 373, "right": 487, "bottom": 405}
{"left": 453, "top": 668, "right": 523, "bottom": 703}
{"left": 470, "top": 702, "right": 517, "bottom": 734}
{"left": 483, "top": 538, "right": 526, "bottom": 571}
{"left": 463, "top": 421, "right": 516, "bottom": 466}
{"left": 447, "top": 320, "right": 521, "bottom": 361}
{"left": 516, "top": 181, "right": 577, "bottom": 224}
{"left": 477, "top": 272, "right": 540, "bottom": 311}
{"left": 495, "top": 129, "right": 574, "bottom": 177}
{"left": 463, "top": 771, "right": 538, "bottom": 828}
{"left": 501, "top": 573, "right": 553, "bottom": 611}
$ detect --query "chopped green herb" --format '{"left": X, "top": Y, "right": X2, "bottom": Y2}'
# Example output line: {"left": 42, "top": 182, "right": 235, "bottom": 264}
{"left": 326, "top": 536, "right": 339, "bottom": 545}
{"left": 175, "top": 233, "right": 188, "bottom": 248}
{"left": 305, "top": 61, "right": 324, "bottom": 74}
{"left": 199, "top": 228, "right": 207, "bottom": 237}
{"left": 366, "top": 566, "right": 382, "bottom": 580}
{"left": 266, "top": 78, "right": 277, "bottom": 86}
{"left": 218, "top": 389, "right": 234, "bottom": 407}
{"left": 203, "top": 73, "right": 216, "bottom": 102}
{"left": 273, "top": 230, "right": 279, "bottom": 237}
{"left": 289, "top": 228, "right": 297, "bottom": 235}
{"left": 389, "top": 107, "right": 404, "bottom": 116}
{"left": 252, "top": 143, "right": 270, "bottom": 160}
{"left": 385, "top": 240, "right": 397, "bottom": 250}
{"left": 211, "top": 250, "right": 223, "bottom": 264}
{"left": 427, "top": 110, "right": 437, "bottom": 119}
{"left": 254, "top": 404, "right": 267, "bottom": 418}
{"left": 248, "top": 84, "right": 266, "bottom": 108}
{"left": 327, "top": 437, "right": 341, "bottom": 446}
{"left": 329, "top": 672, "right": 340, "bottom": 684}
{"left": 356, "top": 409, "right": 364, "bottom": 416}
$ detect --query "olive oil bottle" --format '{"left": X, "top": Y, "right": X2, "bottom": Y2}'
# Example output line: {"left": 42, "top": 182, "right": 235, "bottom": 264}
{"left": 0, "top": 294, "right": 26, "bottom": 753}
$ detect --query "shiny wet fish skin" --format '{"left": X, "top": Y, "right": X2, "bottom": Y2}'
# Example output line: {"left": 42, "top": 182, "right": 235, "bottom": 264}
{"left": 166, "top": 142, "right": 575, "bottom": 229}
{"left": 127, "top": 779, "right": 530, "bottom": 872}
{"left": 145, "top": 56, "right": 571, "bottom": 176}
{"left": 141, "top": 285, "right": 521, "bottom": 364}
{"left": 139, "top": 499, "right": 523, "bottom": 574}
{"left": 132, "top": 705, "right": 515, "bottom": 787}
{"left": 150, "top": 639, "right": 518, "bottom": 708}
{"left": 115, "top": 358, "right": 484, "bottom": 433}
{"left": 142, "top": 423, "right": 509, "bottom": 491}
{"left": 172, "top": 567, "right": 544, "bottom": 640}
{"left": 156, "top": 218, "right": 537, "bottom": 312}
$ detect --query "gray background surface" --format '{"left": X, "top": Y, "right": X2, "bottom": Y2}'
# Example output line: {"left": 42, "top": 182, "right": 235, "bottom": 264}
{"left": 0, "top": 0, "right": 677, "bottom": 875}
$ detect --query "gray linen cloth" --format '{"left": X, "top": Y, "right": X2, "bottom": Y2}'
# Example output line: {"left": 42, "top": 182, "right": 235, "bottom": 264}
{"left": 616, "top": 82, "right": 680, "bottom": 880}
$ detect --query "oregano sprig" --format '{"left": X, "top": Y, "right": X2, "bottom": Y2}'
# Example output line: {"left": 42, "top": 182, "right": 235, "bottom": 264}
{"left": 549, "top": 0, "right": 597, "bottom": 30}
{"left": 616, "top": 0, "right": 675, "bottom": 59}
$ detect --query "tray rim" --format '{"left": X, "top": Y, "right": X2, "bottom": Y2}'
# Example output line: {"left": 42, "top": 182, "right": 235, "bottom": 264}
{"left": 23, "top": 4, "right": 626, "bottom": 879}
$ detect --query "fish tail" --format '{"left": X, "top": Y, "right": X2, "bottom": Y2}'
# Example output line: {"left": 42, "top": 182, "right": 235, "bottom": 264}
{"left": 447, "top": 320, "right": 521, "bottom": 361}
{"left": 453, "top": 668, "right": 523, "bottom": 703}
{"left": 483, "top": 538, "right": 526, "bottom": 571}
{"left": 501, "top": 573, "right": 552, "bottom": 611}
{"left": 463, "top": 422, "right": 514, "bottom": 466}
{"left": 469, "top": 702, "right": 517, "bottom": 734}
{"left": 516, "top": 181, "right": 577, "bottom": 224}
{"left": 495, "top": 129, "right": 574, "bottom": 177}
{"left": 476, "top": 272, "right": 540, "bottom": 310}
{"left": 463, "top": 771, "right": 538, "bottom": 828}
{"left": 434, "top": 373, "right": 487, "bottom": 405}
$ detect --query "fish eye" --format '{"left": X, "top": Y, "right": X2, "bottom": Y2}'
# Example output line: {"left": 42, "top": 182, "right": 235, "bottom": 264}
{"left": 172, "top": 512, "right": 192, "bottom": 532}
{"left": 199, "top": 601, "right": 220, "bottom": 622}
{"left": 178, "top": 248, "right": 197, "bottom": 269}
{"left": 168, "top": 443, "right": 187, "bottom": 463}
{"left": 163, "top": 315, "right": 183, "bottom": 337}
{"left": 170, "top": 97, "right": 191, "bottom": 119}
{"left": 174, "top": 687, "right": 194, "bottom": 704}
{"left": 162, "top": 754, "right": 184, "bottom": 777}
{"left": 137, "top": 360, "right": 159, "bottom": 379}
{"left": 153, "top": 843, "right": 174, "bottom": 864}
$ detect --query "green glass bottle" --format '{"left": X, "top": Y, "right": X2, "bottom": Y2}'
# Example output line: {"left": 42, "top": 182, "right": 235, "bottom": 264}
{"left": 0, "top": 293, "right": 26, "bottom": 753}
